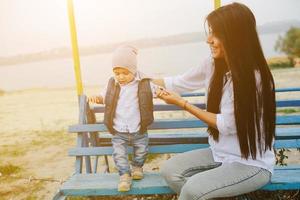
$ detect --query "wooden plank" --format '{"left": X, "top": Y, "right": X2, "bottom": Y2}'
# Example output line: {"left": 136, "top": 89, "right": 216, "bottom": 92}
{"left": 60, "top": 173, "right": 173, "bottom": 196}
{"left": 69, "top": 115, "right": 300, "bottom": 133}
{"left": 97, "top": 127, "right": 300, "bottom": 140}
{"left": 68, "top": 138, "right": 300, "bottom": 156}
{"left": 276, "top": 127, "right": 300, "bottom": 139}
{"left": 274, "top": 164, "right": 300, "bottom": 170}
{"left": 93, "top": 103, "right": 206, "bottom": 112}
{"left": 69, "top": 120, "right": 207, "bottom": 132}
{"left": 276, "top": 115, "right": 300, "bottom": 125}
{"left": 262, "top": 168, "right": 300, "bottom": 190}
{"left": 69, "top": 127, "right": 300, "bottom": 148}
{"left": 68, "top": 144, "right": 209, "bottom": 156}
{"left": 95, "top": 127, "right": 300, "bottom": 145}
{"left": 75, "top": 95, "right": 85, "bottom": 174}
{"left": 274, "top": 139, "right": 300, "bottom": 148}
{"left": 276, "top": 99, "right": 300, "bottom": 107}
{"left": 52, "top": 192, "right": 66, "bottom": 200}
{"left": 92, "top": 99, "right": 300, "bottom": 113}
{"left": 275, "top": 87, "right": 300, "bottom": 92}
{"left": 59, "top": 167, "right": 300, "bottom": 196}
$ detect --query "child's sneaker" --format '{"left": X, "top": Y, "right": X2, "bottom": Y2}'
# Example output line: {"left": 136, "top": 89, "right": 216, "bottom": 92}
{"left": 132, "top": 166, "right": 143, "bottom": 180}
{"left": 118, "top": 173, "right": 132, "bottom": 192}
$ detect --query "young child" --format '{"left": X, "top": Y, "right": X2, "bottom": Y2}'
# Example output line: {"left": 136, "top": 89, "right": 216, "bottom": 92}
{"left": 88, "top": 45, "right": 158, "bottom": 192}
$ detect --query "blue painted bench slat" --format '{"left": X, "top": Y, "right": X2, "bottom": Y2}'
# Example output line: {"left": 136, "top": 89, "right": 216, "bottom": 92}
{"left": 67, "top": 139, "right": 299, "bottom": 156}
{"left": 53, "top": 87, "right": 300, "bottom": 200}
{"left": 68, "top": 115, "right": 300, "bottom": 132}
{"left": 92, "top": 99, "right": 300, "bottom": 112}
{"left": 59, "top": 166, "right": 300, "bottom": 196}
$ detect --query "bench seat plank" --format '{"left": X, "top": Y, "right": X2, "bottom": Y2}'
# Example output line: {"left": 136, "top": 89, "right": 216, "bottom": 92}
{"left": 68, "top": 138, "right": 300, "bottom": 156}
{"left": 68, "top": 115, "right": 300, "bottom": 132}
{"left": 262, "top": 168, "right": 300, "bottom": 190}
{"left": 61, "top": 173, "right": 173, "bottom": 196}
{"left": 92, "top": 99, "right": 300, "bottom": 112}
{"left": 59, "top": 167, "right": 300, "bottom": 196}
{"left": 69, "top": 144, "right": 209, "bottom": 156}
{"left": 95, "top": 127, "right": 300, "bottom": 146}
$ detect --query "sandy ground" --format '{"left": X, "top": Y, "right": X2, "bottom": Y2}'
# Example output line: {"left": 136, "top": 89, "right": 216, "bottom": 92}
{"left": 0, "top": 67, "right": 300, "bottom": 200}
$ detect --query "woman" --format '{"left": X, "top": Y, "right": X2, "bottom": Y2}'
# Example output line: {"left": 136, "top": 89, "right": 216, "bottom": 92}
{"left": 154, "top": 3, "right": 276, "bottom": 200}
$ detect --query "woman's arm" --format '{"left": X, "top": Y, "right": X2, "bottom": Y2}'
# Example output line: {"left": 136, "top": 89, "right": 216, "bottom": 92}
{"left": 153, "top": 59, "right": 212, "bottom": 94}
{"left": 184, "top": 101, "right": 217, "bottom": 128}
{"left": 156, "top": 88, "right": 217, "bottom": 128}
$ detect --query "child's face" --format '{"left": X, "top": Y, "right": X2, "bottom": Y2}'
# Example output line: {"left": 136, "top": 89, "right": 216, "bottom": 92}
{"left": 113, "top": 67, "right": 135, "bottom": 86}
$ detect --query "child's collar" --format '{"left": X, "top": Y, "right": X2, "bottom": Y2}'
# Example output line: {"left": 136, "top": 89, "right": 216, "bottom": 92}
{"left": 135, "top": 71, "right": 151, "bottom": 81}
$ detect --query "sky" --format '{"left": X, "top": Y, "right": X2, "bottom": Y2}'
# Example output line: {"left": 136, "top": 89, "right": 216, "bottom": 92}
{"left": 1, "top": 0, "right": 300, "bottom": 57}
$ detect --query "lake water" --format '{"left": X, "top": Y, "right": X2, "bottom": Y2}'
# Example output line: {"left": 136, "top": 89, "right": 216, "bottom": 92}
{"left": 0, "top": 33, "right": 284, "bottom": 91}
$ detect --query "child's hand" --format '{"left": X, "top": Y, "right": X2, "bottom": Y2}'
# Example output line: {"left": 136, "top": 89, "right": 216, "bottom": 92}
{"left": 88, "top": 96, "right": 102, "bottom": 104}
{"left": 155, "top": 86, "right": 170, "bottom": 98}
{"left": 156, "top": 87, "right": 185, "bottom": 107}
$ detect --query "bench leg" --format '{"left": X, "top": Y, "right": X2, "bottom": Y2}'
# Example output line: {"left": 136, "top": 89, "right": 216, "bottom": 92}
{"left": 52, "top": 191, "right": 66, "bottom": 200}
{"left": 104, "top": 155, "right": 110, "bottom": 173}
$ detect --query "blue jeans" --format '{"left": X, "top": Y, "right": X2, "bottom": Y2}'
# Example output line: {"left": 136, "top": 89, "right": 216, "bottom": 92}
{"left": 161, "top": 148, "right": 271, "bottom": 200}
{"left": 112, "top": 132, "right": 149, "bottom": 176}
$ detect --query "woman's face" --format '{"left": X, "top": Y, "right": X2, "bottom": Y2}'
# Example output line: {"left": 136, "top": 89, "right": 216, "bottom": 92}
{"left": 206, "top": 27, "right": 224, "bottom": 59}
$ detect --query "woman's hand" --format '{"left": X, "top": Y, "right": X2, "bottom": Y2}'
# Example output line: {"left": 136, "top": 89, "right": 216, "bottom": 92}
{"left": 156, "top": 87, "right": 186, "bottom": 108}
{"left": 156, "top": 87, "right": 217, "bottom": 128}
{"left": 88, "top": 95, "right": 103, "bottom": 104}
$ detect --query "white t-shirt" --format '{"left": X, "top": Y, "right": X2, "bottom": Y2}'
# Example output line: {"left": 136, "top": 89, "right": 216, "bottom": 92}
{"left": 101, "top": 72, "right": 158, "bottom": 133}
{"left": 164, "top": 57, "right": 275, "bottom": 173}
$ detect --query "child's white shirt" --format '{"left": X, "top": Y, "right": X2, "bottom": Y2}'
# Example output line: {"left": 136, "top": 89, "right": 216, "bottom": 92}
{"left": 101, "top": 72, "right": 158, "bottom": 133}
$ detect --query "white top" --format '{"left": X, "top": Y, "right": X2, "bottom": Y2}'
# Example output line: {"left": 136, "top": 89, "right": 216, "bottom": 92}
{"left": 164, "top": 58, "right": 275, "bottom": 173}
{"left": 101, "top": 72, "right": 158, "bottom": 133}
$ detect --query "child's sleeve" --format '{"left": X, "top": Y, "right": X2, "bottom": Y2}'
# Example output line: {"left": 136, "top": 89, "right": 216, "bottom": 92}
{"left": 100, "top": 83, "right": 108, "bottom": 104}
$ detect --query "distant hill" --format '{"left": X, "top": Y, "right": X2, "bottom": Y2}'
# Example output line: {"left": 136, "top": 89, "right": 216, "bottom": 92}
{"left": 1, "top": 19, "right": 299, "bottom": 66}
{"left": 257, "top": 19, "right": 300, "bottom": 34}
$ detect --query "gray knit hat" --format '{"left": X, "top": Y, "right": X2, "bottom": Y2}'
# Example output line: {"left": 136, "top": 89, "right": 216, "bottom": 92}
{"left": 112, "top": 45, "right": 138, "bottom": 74}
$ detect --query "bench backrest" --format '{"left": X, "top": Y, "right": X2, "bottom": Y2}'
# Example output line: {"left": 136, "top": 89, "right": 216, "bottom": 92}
{"left": 68, "top": 87, "right": 300, "bottom": 173}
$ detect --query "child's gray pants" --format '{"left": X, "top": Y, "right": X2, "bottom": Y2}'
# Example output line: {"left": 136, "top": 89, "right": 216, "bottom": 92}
{"left": 112, "top": 132, "right": 148, "bottom": 176}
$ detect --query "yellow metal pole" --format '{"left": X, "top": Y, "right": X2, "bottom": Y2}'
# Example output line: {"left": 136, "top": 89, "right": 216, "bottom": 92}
{"left": 214, "top": 0, "right": 221, "bottom": 9}
{"left": 67, "top": 0, "right": 84, "bottom": 96}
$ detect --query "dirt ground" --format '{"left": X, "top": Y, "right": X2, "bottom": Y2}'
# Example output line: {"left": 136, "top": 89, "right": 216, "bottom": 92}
{"left": 0, "top": 67, "right": 300, "bottom": 200}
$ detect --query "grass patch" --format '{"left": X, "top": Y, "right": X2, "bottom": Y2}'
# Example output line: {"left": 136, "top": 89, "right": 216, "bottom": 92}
{"left": 267, "top": 56, "right": 293, "bottom": 70}
{"left": 0, "top": 89, "right": 5, "bottom": 96}
{"left": 277, "top": 108, "right": 300, "bottom": 114}
{"left": 0, "top": 130, "right": 71, "bottom": 158}
{"left": 0, "top": 144, "right": 27, "bottom": 157}
{"left": 146, "top": 153, "right": 160, "bottom": 163}
{"left": 7, "top": 130, "right": 73, "bottom": 151}
{"left": 0, "top": 163, "right": 21, "bottom": 176}
{"left": 0, "top": 145, "right": 26, "bottom": 157}
{"left": 0, "top": 178, "right": 44, "bottom": 200}
{"left": 33, "top": 129, "right": 72, "bottom": 145}
{"left": 0, "top": 143, "right": 28, "bottom": 158}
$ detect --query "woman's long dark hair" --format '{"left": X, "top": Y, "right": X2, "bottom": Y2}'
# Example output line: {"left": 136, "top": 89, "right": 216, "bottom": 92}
{"left": 206, "top": 3, "right": 276, "bottom": 159}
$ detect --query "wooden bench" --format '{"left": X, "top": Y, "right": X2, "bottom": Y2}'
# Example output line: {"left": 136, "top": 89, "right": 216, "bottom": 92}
{"left": 53, "top": 87, "right": 300, "bottom": 200}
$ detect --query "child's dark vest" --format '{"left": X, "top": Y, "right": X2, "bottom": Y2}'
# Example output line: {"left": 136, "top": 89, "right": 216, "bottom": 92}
{"left": 103, "top": 77, "right": 154, "bottom": 135}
